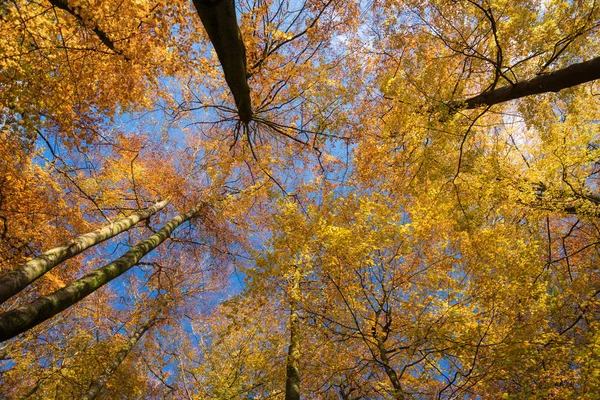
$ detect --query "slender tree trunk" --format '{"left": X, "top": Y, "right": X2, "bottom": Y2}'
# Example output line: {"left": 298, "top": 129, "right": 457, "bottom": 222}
{"left": 447, "top": 56, "right": 600, "bottom": 114}
{"left": 0, "top": 199, "right": 169, "bottom": 305}
{"left": 192, "top": 0, "right": 253, "bottom": 123}
{"left": 285, "top": 267, "right": 301, "bottom": 400}
{"left": 375, "top": 335, "right": 405, "bottom": 400}
{"left": 82, "top": 313, "right": 160, "bottom": 400}
{"left": 0, "top": 203, "right": 203, "bottom": 343}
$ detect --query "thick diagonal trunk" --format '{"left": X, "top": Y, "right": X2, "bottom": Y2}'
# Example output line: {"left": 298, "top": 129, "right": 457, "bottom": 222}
{"left": 0, "top": 203, "right": 202, "bottom": 342}
{"left": 0, "top": 199, "right": 169, "bottom": 305}
{"left": 192, "top": 0, "right": 252, "bottom": 123}
{"left": 82, "top": 312, "right": 160, "bottom": 400}
{"left": 448, "top": 56, "right": 600, "bottom": 113}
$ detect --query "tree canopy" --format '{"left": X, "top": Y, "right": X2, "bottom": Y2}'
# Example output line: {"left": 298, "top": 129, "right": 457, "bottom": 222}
{"left": 1, "top": 0, "right": 600, "bottom": 398}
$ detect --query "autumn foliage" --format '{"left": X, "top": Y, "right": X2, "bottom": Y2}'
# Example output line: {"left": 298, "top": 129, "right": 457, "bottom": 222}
{"left": 1, "top": 0, "right": 600, "bottom": 398}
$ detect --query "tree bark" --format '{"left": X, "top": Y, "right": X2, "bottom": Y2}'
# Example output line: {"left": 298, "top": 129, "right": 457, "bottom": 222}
{"left": 82, "top": 313, "right": 159, "bottom": 400}
{"left": 0, "top": 199, "right": 169, "bottom": 305}
{"left": 285, "top": 268, "right": 301, "bottom": 400}
{"left": 0, "top": 202, "right": 202, "bottom": 343}
{"left": 447, "top": 56, "right": 600, "bottom": 114}
{"left": 375, "top": 335, "right": 405, "bottom": 400}
{"left": 192, "top": 0, "right": 253, "bottom": 123}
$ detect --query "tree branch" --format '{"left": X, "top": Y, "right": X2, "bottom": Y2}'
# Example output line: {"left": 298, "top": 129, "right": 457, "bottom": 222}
{"left": 446, "top": 56, "right": 600, "bottom": 114}
{"left": 48, "top": 0, "right": 129, "bottom": 59}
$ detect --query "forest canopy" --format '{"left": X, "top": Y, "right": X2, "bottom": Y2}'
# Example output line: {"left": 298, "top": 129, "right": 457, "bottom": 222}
{"left": 1, "top": 0, "right": 600, "bottom": 398}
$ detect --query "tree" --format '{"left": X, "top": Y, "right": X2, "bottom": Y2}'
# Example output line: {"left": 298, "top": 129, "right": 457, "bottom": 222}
{"left": 0, "top": 199, "right": 169, "bottom": 304}
{"left": 2, "top": 0, "right": 600, "bottom": 397}
{"left": 0, "top": 202, "right": 204, "bottom": 342}
{"left": 446, "top": 55, "right": 600, "bottom": 114}
{"left": 193, "top": 0, "right": 253, "bottom": 124}
{"left": 81, "top": 302, "right": 163, "bottom": 400}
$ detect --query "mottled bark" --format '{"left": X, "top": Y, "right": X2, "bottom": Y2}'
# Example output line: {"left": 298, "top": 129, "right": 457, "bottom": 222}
{"left": 192, "top": 0, "right": 252, "bottom": 123}
{"left": 82, "top": 313, "right": 159, "bottom": 400}
{"left": 0, "top": 203, "right": 202, "bottom": 343}
{"left": 285, "top": 269, "right": 301, "bottom": 400}
{"left": 447, "top": 56, "right": 600, "bottom": 114}
{"left": 0, "top": 200, "right": 169, "bottom": 305}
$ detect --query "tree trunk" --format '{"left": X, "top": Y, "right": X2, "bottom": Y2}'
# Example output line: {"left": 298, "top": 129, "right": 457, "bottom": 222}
{"left": 0, "top": 199, "right": 169, "bottom": 305}
{"left": 82, "top": 313, "right": 160, "bottom": 400}
{"left": 192, "top": 0, "right": 253, "bottom": 123}
{"left": 447, "top": 56, "right": 600, "bottom": 114}
{"left": 0, "top": 202, "right": 203, "bottom": 343}
{"left": 285, "top": 267, "right": 301, "bottom": 400}
{"left": 374, "top": 334, "right": 405, "bottom": 400}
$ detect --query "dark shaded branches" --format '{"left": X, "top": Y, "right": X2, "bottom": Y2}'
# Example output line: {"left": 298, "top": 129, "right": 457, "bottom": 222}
{"left": 48, "top": 0, "right": 129, "bottom": 58}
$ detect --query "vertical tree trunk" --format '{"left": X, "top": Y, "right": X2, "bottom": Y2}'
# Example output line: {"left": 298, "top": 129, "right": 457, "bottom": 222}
{"left": 0, "top": 199, "right": 169, "bottom": 305}
{"left": 82, "top": 313, "right": 160, "bottom": 400}
{"left": 285, "top": 267, "right": 301, "bottom": 400}
{"left": 0, "top": 202, "right": 203, "bottom": 343}
{"left": 375, "top": 335, "right": 405, "bottom": 400}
